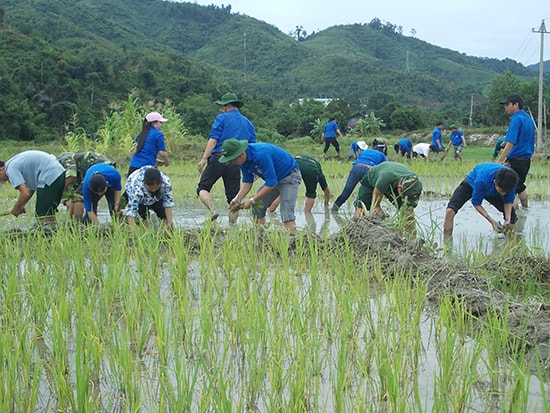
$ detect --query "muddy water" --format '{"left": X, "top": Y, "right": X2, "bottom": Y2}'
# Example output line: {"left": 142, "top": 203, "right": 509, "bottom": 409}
{"left": 168, "top": 198, "right": 550, "bottom": 255}
{"left": 2, "top": 197, "right": 547, "bottom": 256}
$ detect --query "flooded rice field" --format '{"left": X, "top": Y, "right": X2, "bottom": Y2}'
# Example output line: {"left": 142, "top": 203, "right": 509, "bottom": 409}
{"left": 2, "top": 196, "right": 550, "bottom": 411}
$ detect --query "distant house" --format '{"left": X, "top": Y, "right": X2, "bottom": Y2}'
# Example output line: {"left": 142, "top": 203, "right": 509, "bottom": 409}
{"left": 347, "top": 113, "right": 365, "bottom": 129}
{"left": 297, "top": 98, "right": 333, "bottom": 106}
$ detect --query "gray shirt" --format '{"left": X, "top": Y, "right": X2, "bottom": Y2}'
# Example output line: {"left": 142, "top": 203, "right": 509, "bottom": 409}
{"left": 5, "top": 150, "right": 65, "bottom": 190}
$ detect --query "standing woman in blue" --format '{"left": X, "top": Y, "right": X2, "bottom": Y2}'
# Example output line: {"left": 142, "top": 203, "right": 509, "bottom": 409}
{"left": 128, "top": 112, "right": 170, "bottom": 176}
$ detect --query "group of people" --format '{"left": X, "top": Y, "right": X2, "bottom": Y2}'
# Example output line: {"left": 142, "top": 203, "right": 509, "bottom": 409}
{"left": 388, "top": 124, "right": 467, "bottom": 162}
{"left": 0, "top": 110, "right": 175, "bottom": 231}
{"left": 0, "top": 93, "right": 535, "bottom": 238}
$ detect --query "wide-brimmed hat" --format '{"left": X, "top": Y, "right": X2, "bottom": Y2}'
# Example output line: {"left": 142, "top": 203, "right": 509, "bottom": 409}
{"left": 145, "top": 112, "right": 168, "bottom": 123}
{"left": 215, "top": 93, "right": 244, "bottom": 108}
{"left": 401, "top": 175, "right": 422, "bottom": 208}
{"left": 357, "top": 141, "right": 368, "bottom": 150}
{"left": 219, "top": 139, "right": 248, "bottom": 163}
{"left": 449, "top": 124, "right": 457, "bottom": 129}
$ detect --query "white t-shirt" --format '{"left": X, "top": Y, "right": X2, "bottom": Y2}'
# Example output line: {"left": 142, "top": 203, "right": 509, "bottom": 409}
{"left": 413, "top": 143, "right": 431, "bottom": 157}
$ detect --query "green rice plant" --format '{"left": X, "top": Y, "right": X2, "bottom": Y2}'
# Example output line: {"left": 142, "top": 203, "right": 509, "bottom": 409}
{"left": 432, "top": 296, "right": 482, "bottom": 412}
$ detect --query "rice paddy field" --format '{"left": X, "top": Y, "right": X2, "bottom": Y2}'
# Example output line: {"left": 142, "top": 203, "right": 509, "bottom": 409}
{"left": 1, "top": 140, "right": 550, "bottom": 412}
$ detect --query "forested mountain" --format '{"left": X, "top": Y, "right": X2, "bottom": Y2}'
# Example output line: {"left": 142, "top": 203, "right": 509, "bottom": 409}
{"left": 0, "top": 0, "right": 546, "bottom": 141}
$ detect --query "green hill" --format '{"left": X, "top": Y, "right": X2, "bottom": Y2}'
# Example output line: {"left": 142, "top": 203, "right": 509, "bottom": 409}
{"left": 0, "top": 0, "right": 546, "bottom": 141}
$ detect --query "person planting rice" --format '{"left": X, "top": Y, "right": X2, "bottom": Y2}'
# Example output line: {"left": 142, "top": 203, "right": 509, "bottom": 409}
{"left": 123, "top": 166, "right": 174, "bottom": 231}
{"left": 353, "top": 162, "right": 422, "bottom": 233}
{"left": 81, "top": 163, "right": 122, "bottom": 226}
{"left": 268, "top": 154, "right": 331, "bottom": 213}
{"left": 220, "top": 138, "right": 302, "bottom": 232}
{"left": 443, "top": 162, "right": 519, "bottom": 237}
{"left": 57, "top": 151, "right": 116, "bottom": 219}
{"left": 0, "top": 150, "right": 66, "bottom": 227}
{"left": 332, "top": 148, "right": 387, "bottom": 211}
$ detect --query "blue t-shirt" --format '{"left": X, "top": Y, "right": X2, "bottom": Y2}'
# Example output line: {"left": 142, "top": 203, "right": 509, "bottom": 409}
{"left": 323, "top": 121, "right": 340, "bottom": 138}
{"left": 240, "top": 143, "right": 298, "bottom": 187}
{"left": 449, "top": 130, "right": 464, "bottom": 146}
{"left": 504, "top": 109, "right": 535, "bottom": 159}
{"left": 432, "top": 127, "right": 442, "bottom": 147}
{"left": 350, "top": 141, "right": 360, "bottom": 153}
{"left": 466, "top": 163, "right": 516, "bottom": 206}
{"left": 209, "top": 109, "right": 256, "bottom": 154}
{"left": 130, "top": 128, "right": 167, "bottom": 168}
{"left": 354, "top": 149, "right": 387, "bottom": 166}
{"left": 82, "top": 163, "right": 122, "bottom": 212}
{"left": 396, "top": 139, "right": 413, "bottom": 153}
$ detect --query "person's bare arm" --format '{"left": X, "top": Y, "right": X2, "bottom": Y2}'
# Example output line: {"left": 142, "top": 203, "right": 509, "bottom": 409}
{"left": 496, "top": 142, "right": 514, "bottom": 164}
{"left": 12, "top": 183, "right": 34, "bottom": 216}
{"left": 198, "top": 139, "right": 218, "bottom": 173}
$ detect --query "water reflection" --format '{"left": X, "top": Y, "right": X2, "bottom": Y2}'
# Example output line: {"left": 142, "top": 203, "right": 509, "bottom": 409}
{"left": 2, "top": 198, "right": 548, "bottom": 255}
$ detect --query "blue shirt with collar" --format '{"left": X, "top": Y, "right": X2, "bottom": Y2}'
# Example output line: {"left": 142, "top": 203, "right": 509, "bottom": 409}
{"left": 466, "top": 163, "right": 516, "bottom": 207}
{"left": 396, "top": 138, "right": 413, "bottom": 153}
{"left": 504, "top": 109, "right": 535, "bottom": 159}
{"left": 353, "top": 149, "right": 387, "bottom": 166}
{"left": 130, "top": 128, "right": 167, "bottom": 168}
{"left": 240, "top": 143, "right": 298, "bottom": 187}
{"left": 432, "top": 127, "right": 442, "bottom": 147}
{"left": 449, "top": 129, "right": 464, "bottom": 146}
{"left": 209, "top": 109, "right": 256, "bottom": 154}
{"left": 323, "top": 120, "right": 340, "bottom": 138}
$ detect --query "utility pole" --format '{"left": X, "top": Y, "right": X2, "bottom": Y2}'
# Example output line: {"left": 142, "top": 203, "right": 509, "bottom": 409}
{"left": 243, "top": 32, "right": 247, "bottom": 84}
{"left": 533, "top": 20, "right": 547, "bottom": 150}
{"left": 469, "top": 94, "right": 474, "bottom": 128}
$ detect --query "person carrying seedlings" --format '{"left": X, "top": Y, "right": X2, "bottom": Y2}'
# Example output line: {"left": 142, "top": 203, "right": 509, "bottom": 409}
{"left": 496, "top": 94, "right": 535, "bottom": 208}
{"left": 353, "top": 162, "right": 422, "bottom": 233}
{"left": 443, "top": 163, "right": 519, "bottom": 237}
{"left": 197, "top": 92, "right": 256, "bottom": 222}
{"left": 394, "top": 138, "right": 413, "bottom": 159}
{"left": 332, "top": 148, "right": 387, "bottom": 211}
{"left": 269, "top": 155, "right": 331, "bottom": 213}
{"left": 447, "top": 124, "right": 467, "bottom": 162}
{"left": 81, "top": 163, "right": 122, "bottom": 227}
{"left": 0, "top": 150, "right": 66, "bottom": 227}
{"left": 220, "top": 139, "right": 302, "bottom": 232}
{"left": 321, "top": 117, "right": 343, "bottom": 158}
{"left": 123, "top": 166, "right": 174, "bottom": 231}
{"left": 57, "top": 151, "right": 116, "bottom": 219}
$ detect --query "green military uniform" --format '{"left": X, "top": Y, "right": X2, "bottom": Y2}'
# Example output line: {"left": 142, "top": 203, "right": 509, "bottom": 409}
{"left": 57, "top": 151, "right": 116, "bottom": 202}
{"left": 295, "top": 155, "right": 328, "bottom": 199}
{"left": 354, "top": 162, "right": 422, "bottom": 209}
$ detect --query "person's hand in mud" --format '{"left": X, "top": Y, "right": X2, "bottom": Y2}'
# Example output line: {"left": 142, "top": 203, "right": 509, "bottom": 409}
{"left": 371, "top": 206, "right": 387, "bottom": 219}
{"left": 228, "top": 197, "right": 242, "bottom": 213}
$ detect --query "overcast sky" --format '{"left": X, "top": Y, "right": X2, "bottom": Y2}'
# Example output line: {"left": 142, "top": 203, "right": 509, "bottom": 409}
{"left": 189, "top": 0, "right": 549, "bottom": 66}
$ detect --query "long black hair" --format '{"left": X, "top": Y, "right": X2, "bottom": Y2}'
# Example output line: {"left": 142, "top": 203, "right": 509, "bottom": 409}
{"left": 135, "top": 118, "right": 153, "bottom": 154}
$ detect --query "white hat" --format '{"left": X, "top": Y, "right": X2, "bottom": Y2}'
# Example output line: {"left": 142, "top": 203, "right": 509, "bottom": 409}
{"left": 357, "top": 141, "right": 368, "bottom": 150}
{"left": 145, "top": 112, "right": 168, "bottom": 123}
